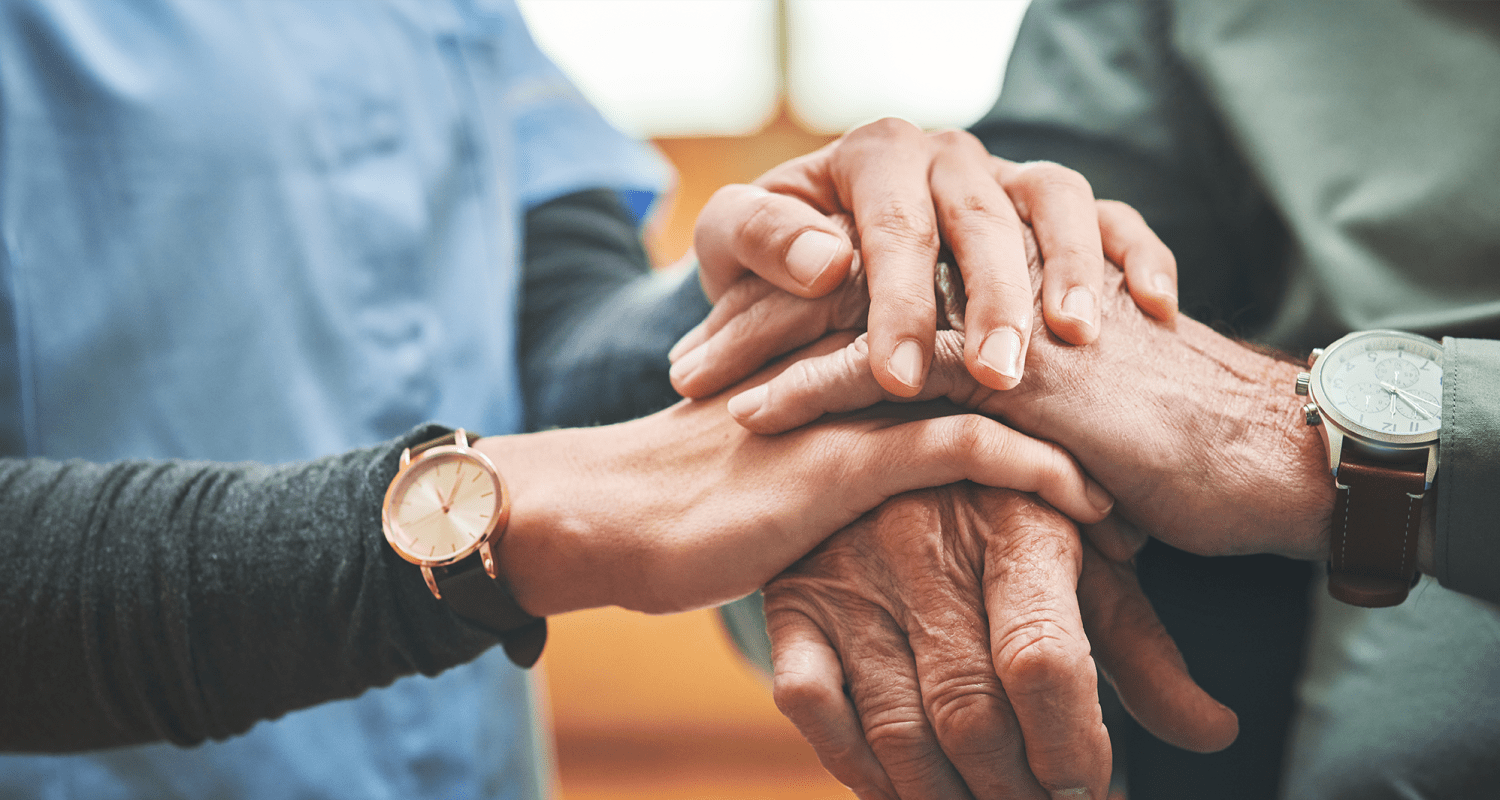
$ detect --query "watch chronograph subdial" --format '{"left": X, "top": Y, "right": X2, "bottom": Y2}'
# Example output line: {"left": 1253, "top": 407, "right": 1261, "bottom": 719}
{"left": 1375, "top": 358, "right": 1419, "bottom": 389}
{"left": 1391, "top": 388, "right": 1440, "bottom": 421}
{"left": 1344, "top": 381, "right": 1392, "bottom": 414}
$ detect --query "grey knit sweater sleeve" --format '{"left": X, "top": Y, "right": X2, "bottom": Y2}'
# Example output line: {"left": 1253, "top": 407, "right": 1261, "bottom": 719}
{"left": 0, "top": 188, "right": 705, "bottom": 753}
{"left": 0, "top": 423, "right": 499, "bottom": 753}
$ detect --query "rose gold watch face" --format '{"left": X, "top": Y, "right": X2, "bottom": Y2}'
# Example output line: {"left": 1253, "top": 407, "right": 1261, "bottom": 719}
{"left": 383, "top": 449, "right": 505, "bottom": 567}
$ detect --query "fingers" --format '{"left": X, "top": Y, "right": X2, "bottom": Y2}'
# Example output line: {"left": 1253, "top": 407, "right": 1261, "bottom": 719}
{"left": 907, "top": 612, "right": 1043, "bottom": 800}
{"left": 768, "top": 608, "right": 899, "bottom": 800}
{"left": 981, "top": 497, "right": 1111, "bottom": 799}
{"left": 730, "top": 331, "right": 976, "bottom": 435}
{"left": 822, "top": 610, "right": 977, "bottom": 800}
{"left": 885, "top": 503, "right": 1045, "bottom": 799}
{"left": 830, "top": 118, "right": 942, "bottom": 397}
{"left": 1078, "top": 543, "right": 1240, "bottom": 753}
{"left": 926, "top": 132, "right": 1033, "bottom": 391}
{"left": 1095, "top": 200, "right": 1178, "bottom": 321}
{"left": 993, "top": 160, "right": 1105, "bottom": 347}
{"left": 862, "top": 409, "right": 1114, "bottom": 525}
{"left": 670, "top": 270, "right": 870, "bottom": 399}
{"left": 669, "top": 276, "right": 779, "bottom": 394}
{"left": 695, "top": 183, "right": 856, "bottom": 302}
{"left": 1083, "top": 515, "right": 1150, "bottom": 564}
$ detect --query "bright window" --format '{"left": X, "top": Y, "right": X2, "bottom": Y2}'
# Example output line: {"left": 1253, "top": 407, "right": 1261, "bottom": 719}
{"left": 518, "top": 0, "right": 1031, "bottom": 137}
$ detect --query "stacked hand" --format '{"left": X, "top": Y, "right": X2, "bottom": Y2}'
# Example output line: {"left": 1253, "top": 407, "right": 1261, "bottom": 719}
{"left": 672, "top": 118, "right": 1178, "bottom": 399}
{"left": 674, "top": 118, "right": 1333, "bottom": 799}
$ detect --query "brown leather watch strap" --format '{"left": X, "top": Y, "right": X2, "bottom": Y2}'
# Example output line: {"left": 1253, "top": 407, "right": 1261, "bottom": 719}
{"left": 408, "top": 429, "right": 465, "bottom": 458}
{"left": 431, "top": 553, "right": 547, "bottom": 668}
{"left": 1327, "top": 459, "right": 1425, "bottom": 607}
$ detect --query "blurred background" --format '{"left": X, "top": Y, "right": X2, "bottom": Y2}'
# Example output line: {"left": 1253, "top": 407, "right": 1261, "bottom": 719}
{"left": 514, "top": 1, "right": 1030, "bottom": 797}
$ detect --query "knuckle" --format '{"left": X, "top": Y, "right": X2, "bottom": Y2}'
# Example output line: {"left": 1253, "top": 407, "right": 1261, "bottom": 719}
{"left": 737, "top": 191, "right": 791, "bottom": 247}
{"left": 927, "top": 127, "right": 984, "bottom": 154}
{"left": 867, "top": 200, "right": 940, "bottom": 255}
{"left": 1095, "top": 197, "right": 1144, "bottom": 225}
{"left": 1048, "top": 241, "right": 1104, "bottom": 272}
{"left": 778, "top": 356, "right": 828, "bottom": 399}
{"left": 996, "top": 620, "right": 1086, "bottom": 697}
{"left": 940, "top": 194, "right": 1022, "bottom": 239}
{"left": 1035, "top": 442, "right": 1078, "bottom": 486}
{"left": 923, "top": 681, "right": 1014, "bottom": 759}
{"left": 1013, "top": 161, "right": 1094, "bottom": 200}
{"left": 772, "top": 668, "right": 843, "bottom": 720}
{"left": 853, "top": 116, "right": 922, "bottom": 144}
{"left": 861, "top": 714, "right": 943, "bottom": 777}
{"left": 870, "top": 286, "right": 936, "bottom": 331}
{"left": 943, "top": 415, "right": 994, "bottom": 461}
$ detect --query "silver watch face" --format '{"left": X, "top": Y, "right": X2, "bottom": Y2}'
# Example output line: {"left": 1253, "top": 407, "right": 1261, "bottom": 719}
{"left": 1309, "top": 330, "right": 1443, "bottom": 445}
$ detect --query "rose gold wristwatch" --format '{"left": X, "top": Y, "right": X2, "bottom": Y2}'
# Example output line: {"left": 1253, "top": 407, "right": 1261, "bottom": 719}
{"left": 1296, "top": 330, "right": 1442, "bottom": 607}
{"left": 382, "top": 429, "right": 546, "bottom": 666}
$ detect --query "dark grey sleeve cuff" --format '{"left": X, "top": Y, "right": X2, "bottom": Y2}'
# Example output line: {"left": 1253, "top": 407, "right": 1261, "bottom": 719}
{"left": 1435, "top": 337, "right": 1500, "bottom": 604}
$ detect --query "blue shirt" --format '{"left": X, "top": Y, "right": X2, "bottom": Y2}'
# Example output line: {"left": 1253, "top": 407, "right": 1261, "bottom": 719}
{"left": 0, "top": 1, "right": 665, "bottom": 797}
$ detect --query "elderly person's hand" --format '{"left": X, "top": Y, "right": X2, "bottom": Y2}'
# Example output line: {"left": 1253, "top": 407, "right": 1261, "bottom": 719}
{"left": 767, "top": 485, "right": 1238, "bottom": 800}
{"left": 724, "top": 240, "right": 1336, "bottom": 563}
{"left": 671, "top": 118, "right": 1178, "bottom": 398}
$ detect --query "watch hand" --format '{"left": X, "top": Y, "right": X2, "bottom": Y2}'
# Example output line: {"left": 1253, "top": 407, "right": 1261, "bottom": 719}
{"left": 444, "top": 465, "right": 465, "bottom": 510}
{"left": 1380, "top": 381, "right": 1439, "bottom": 416}
{"left": 1381, "top": 384, "right": 1433, "bottom": 420}
{"left": 406, "top": 507, "right": 448, "bottom": 528}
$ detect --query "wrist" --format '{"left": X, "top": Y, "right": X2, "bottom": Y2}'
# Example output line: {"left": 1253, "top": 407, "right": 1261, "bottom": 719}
{"left": 1015, "top": 274, "right": 1335, "bottom": 559}
{"left": 474, "top": 429, "right": 608, "bottom": 618}
{"left": 1254, "top": 350, "right": 1338, "bottom": 560}
{"left": 1173, "top": 322, "right": 1335, "bottom": 559}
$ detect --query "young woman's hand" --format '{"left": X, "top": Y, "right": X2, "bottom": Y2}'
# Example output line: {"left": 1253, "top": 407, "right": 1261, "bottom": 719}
{"left": 673, "top": 118, "right": 1177, "bottom": 399}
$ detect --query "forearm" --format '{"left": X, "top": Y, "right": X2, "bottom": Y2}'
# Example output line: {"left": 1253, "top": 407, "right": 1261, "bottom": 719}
{"left": 998, "top": 268, "right": 1334, "bottom": 559}
{"left": 0, "top": 426, "right": 495, "bottom": 752}
{"left": 521, "top": 189, "right": 711, "bottom": 430}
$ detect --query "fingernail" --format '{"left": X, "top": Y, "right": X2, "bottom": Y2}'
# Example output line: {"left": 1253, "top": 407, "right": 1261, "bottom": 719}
{"left": 978, "top": 328, "right": 1023, "bottom": 381}
{"left": 1086, "top": 479, "right": 1114, "bottom": 515}
{"left": 785, "top": 230, "right": 841, "bottom": 288}
{"left": 1062, "top": 287, "right": 1097, "bottom": 330}
{"left": 727, "top": 384, "right": 768, "bottom": 420}
{"left": 669, "top": 344, "right": 705, "bottom": 384}
{"left": 1051, "top": 789, "right": 1091, "bottom": 800}
{"left": 887, "top": 339, "right": 923, "bottom": 390}
{"left": 1153, "top": 272, "right": 1177, "bottom": 301}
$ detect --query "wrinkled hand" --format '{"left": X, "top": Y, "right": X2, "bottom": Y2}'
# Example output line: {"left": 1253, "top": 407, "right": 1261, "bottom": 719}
{"left": 727, "top": 246, "right": 1334, "bottom": 561}
{"left": 480, "top": 339, "right": 1113, "bottom": 618}
{"left": 767, "top": 485, "right": 1238, "bottom": 800}
{"left": 672, "top": 118, "right": 1178, "bottom": 398}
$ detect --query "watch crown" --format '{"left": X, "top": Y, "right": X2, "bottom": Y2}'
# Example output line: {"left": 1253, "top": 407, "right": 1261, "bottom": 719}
{"left": 1308, "top": 348, "right": 1324, "bottom": 367}
{"left": 1303, "top": 402, "right": 1322, "bottom": 426}
{"left": 1295, "top": 372, "right": 1311, "bottom": 396}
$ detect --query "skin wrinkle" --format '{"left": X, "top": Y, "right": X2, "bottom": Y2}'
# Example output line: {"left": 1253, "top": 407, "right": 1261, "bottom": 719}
{"left": 767, "top": 486, "right": 1101, "bottom": 799}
